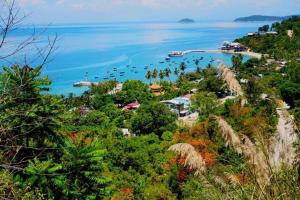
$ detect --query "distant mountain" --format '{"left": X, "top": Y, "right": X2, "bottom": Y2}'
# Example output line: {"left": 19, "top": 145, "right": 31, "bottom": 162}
{"left": 178, "top": 18, "right": 195, "bottom": 23}
{"left": 234, "top": 15, "right": 299, "bottom": 22}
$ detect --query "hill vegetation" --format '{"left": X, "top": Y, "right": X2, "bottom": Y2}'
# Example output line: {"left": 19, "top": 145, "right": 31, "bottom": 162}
{"left": 234, "top": 15, "right": 299, "bottom": 22}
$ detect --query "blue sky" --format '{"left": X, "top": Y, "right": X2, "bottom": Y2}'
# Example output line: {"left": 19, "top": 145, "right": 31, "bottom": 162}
{"left": 18, "top": 0, "right": 300, "bottom": 24}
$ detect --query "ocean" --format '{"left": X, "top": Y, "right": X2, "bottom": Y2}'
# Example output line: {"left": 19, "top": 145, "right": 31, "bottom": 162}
{"left": 1, "top": 21, "right": 266, "bottom": 95}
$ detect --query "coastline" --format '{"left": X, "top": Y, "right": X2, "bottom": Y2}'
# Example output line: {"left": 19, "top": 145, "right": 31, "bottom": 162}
{"left": 179, "top": 49, "right": 263, "bottom": 59}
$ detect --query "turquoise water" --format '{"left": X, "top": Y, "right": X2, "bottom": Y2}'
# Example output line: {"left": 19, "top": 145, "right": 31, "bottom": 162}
{"left": 1, "top": 21, "right": 266, "bottom": 95}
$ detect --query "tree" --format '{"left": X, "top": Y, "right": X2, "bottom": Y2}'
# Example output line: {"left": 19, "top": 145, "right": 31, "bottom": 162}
{"left": 191, "top": 92, "right": 219, "bottom": 116}
{"left": 152, "top": 69, "right": 158, "bottom": 82}
{"left": 174, "top": 67, "right": 180, "bottom": 77}
{"left": 90, "top": 80, "right": 117, "bottom": 95}
{"left": 287, "top": 60, "right": 300, "bottom": 83}
{"left": 198, "top": 76, "right": 226, "bottom": 98}
{"left": 164, "top": 68, "right": 171, "bottom": 82}
{"left": 195, "top": 59, "right": 200, "bottom": 67}
{"left": 231, "top": 55, "right": 243, "bottom": 72}
{"left": 114, "top": 80, "right": 152, "bottom": 104}
{"left": 130, "top": 102, "right": 177, "bottom": 136}
{"left": 245, "top": 78, "right": 263, "bottom": 105}
{"left": 280, "top": 81, "right": 300, "bottom": 107}
{"left": 159, "top": 70, "right": 165, "bottom": 81}
{"left": 258, "top": 24, "right": 270, "bottom": 32}
{"left": 146, "top": 70, "right": 152, "bottom": 84}
{"left": 180, "top": 62, "right": 187, "bottom": 73}
{"left": 0, "top": 65, "right": 64, "bottom": 165}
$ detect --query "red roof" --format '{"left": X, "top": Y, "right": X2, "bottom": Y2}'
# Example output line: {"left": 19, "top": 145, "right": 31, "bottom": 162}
{"left": 123, "top": 102, "right": 140, "bottom": 110}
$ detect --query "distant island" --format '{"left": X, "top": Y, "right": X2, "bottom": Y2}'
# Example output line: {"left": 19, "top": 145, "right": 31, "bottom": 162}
{"left": 178, "top": 18, "right": 195, "bottom": 23}
{"left": 234, "top": 15, "right": 299, "bottom": 22}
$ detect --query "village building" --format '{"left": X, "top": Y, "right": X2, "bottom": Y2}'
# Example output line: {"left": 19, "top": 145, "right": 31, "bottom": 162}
{"left": 221, "top": 41, "right": 248, "bottom": 52}
{"left": 122, "top": 102, "right": 140, "bottom": 110}
{"left": 150, "top": 84, "right": 163, "bottom": 96}
{"left": 161, "top": 97, "right": 192, "bottom": 117}
{"left": 287, "top": 30, "right": 294, "bottom": 38}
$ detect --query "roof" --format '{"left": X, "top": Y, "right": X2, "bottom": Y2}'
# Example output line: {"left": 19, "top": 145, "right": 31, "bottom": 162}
{"left": 123, "top": 102, "right": 140, "bottom": 109}
{"left": 150, "top": 84, "right": 161, "bottom": 90}
{"left": 153, "top": 92, "right": 162, "bottom": 96}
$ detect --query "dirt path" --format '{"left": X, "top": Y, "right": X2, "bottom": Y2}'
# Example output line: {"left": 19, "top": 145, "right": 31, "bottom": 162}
{"left": 270, "top": 108, "right": 298, "bottom": 168}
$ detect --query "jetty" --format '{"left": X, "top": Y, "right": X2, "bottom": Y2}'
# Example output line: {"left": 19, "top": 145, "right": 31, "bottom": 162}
{"left": 73, "top": 81, "right": 99, "bottom": 87}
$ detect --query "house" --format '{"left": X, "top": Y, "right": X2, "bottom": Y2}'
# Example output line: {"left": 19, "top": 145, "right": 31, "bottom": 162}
{"left": 122, "top": 102, "right": 140, "bottom": 110}
{"left": 266, "top": 31, "right": 278, "bottom": 35}
{"left": 247, "top": 32, "right": 255, "bottom": 37}
{"left": 161, "top": 97, "right": 192, "bottom": 117}
{"left": 190, "top": 88, "right": 198, "bottom": 94}
{"left": 220, "top": 41, "right": 248, "bottom": 52}
{"left": 78, "top": 107, "right": 92, "bottom": 115}
{"left": 108, "top": 83, "right": 123, "bottom": 95}
{"left": 150, "top": 84, "right": 163, "bottom": 96}
{"left": 287, "top": 30, "right": 294, "bottom": 38}
{"left": 240, "top": 78, "right": 248, "bottom": 84}
{"left": 121, "top": 129, "right": 136, "bottom": 137}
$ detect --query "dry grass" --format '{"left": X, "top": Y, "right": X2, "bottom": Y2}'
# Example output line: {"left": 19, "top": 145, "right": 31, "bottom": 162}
{"left": 212, "top": 115, "right": 270, "bottom": 187}
{"left": 218, "top": 63, "right": 246, "bottom": 106}
{"left": 168, "top": 143, "right": 206, "bottom": 175}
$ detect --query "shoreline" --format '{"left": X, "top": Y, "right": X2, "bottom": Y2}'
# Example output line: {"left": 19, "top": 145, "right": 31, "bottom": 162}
{"left": 179, "top": 49, "right": 263, "bottom": 59}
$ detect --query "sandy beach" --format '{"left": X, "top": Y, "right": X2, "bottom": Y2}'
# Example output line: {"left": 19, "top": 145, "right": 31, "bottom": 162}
{"left": 179, "top": 49, "right": 263, "bottom": 59}
{"left": 206, "top": 49, "right": 263, "bottom": 59}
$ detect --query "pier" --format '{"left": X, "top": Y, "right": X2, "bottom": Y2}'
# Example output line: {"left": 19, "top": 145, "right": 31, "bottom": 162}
{"left": 73, "top": 81, "right": 99, "bottom": 87}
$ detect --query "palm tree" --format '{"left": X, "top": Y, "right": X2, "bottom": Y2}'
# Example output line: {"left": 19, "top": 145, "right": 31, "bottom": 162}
{"left": 159, "top": 70, "right": 165, "bottom": 81}
{"left": 152, "top": 69, "right": 158, "bottom": 82}
{"left": 164, "top": 68, "right": 171, "bottom": 82}
{"left": 174, "top": 67, "right": 179, "bottom": 77}
{"left": 195, "top": 59, "right": 200, "bottom": 67}
{"left": 145, "top": 70, "right": 152, "bottom": 84}
{"left": 179, "top": 62, "right": 187, "bottom": 73}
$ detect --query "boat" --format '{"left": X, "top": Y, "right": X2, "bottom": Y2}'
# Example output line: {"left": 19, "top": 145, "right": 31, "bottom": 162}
{"left": 168, "top": 51, "right": 184, "bottom": 57}
{"left": 159, "top": 61, "right": 164, "bottom": 64}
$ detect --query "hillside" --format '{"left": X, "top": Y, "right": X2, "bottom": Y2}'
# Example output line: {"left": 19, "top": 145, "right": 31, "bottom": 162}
{"left": 234, "top": 15, "right": 299, "bottom": 22}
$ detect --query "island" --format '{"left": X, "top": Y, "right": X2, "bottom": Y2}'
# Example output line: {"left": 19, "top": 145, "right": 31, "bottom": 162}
{"left": 178, "top": 18, "right": 195, "bottom": 23}
{"left": 234, "top": 15, "right": 299, "bottom": 22}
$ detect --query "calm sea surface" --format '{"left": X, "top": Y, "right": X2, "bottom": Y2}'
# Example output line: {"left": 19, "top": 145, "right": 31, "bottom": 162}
{"left": 1, "top": 21, "right": 266, "bottom": 95}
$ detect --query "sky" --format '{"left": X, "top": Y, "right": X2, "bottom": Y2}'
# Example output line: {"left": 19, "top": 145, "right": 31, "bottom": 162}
{"left": 16, "top": 0, "right": 300, "bottom": 24}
